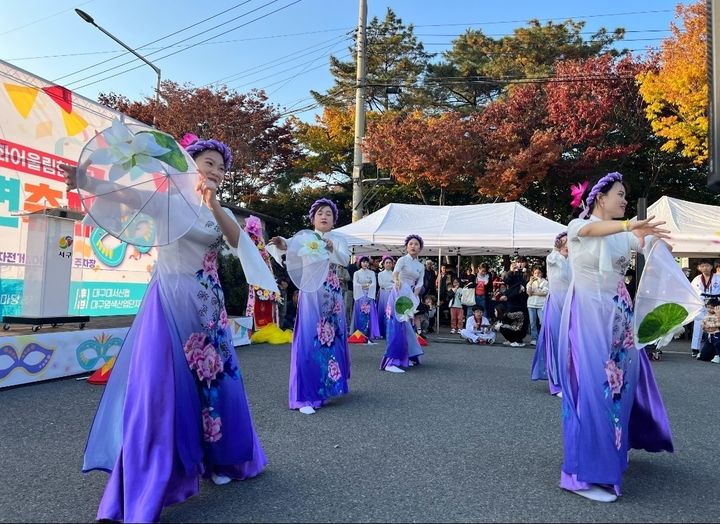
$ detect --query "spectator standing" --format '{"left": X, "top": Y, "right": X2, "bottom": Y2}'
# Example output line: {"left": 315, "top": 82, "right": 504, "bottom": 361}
{"left": 423, "top": 259, "right": 438, "bottom": 300}
{"left": 447, "top": 278, "right": 465, "bottom": 334}
{"left": 690, "top": 260, "right": 720, "bottom": 357}
{"left": 527, "top": 266, "right": 549, "bottom": 345}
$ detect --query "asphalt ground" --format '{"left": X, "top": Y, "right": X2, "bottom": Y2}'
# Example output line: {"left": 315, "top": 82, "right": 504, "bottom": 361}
{"left": 0, "top": 335, "right": 718, "bottom": 523}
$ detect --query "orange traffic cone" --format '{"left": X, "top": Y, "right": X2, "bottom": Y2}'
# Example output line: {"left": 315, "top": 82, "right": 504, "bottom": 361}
{"left": 348, "top": 330, "right": 369, "bottom": 344}
{"left": 87, "top": 356, "right": 116, "bottom": 385}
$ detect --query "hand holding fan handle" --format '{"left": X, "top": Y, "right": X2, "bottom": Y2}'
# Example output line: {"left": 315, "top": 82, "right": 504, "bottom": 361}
{"left": 268, "top": 236, "right": 288, "bottom": 251}
{"left": 628, "top": 215, "right": 671, "bottom": 248}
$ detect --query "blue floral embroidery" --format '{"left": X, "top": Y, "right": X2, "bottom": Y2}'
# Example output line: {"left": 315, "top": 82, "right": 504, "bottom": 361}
{"left": 604, "top": 280, "right": 634, "bottom": 450}
{"left": 313, "top": 266, "right": 346, "bottom": 398}
{"left": 183, "top": 247, "right": 239, "bottom": 444}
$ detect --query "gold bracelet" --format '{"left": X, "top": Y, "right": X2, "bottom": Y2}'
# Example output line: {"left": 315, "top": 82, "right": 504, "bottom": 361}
{"left": 622, "top": 219, "right": 630, "bottom": 232}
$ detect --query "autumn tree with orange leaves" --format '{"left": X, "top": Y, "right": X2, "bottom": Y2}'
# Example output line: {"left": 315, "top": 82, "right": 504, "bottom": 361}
{"left": 363, "top": 111, "right": 483, "bottom": 204}
{"left": 99, "top": 81, "right": 301, "bottom": 205}
{"left": 637, "top": 1, "right": 708, "bottom": 166}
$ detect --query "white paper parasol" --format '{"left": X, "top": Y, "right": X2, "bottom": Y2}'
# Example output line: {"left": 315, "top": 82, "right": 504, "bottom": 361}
{"left": 76, "top": 119, "right": 202, "bottom": 247}
{"left": 285, "top": 230, "right": 330, "bottom": 292}
{"left": 633, "top": 240, "right": 705, "bottom": 349}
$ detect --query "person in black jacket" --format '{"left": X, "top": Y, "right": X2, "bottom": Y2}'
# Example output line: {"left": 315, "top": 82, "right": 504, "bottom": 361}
{"left": 422, "top": 259, "right": 437, "bottom": 300}
{"left": 503, "top": 257, "right": 529, "bottom": 341}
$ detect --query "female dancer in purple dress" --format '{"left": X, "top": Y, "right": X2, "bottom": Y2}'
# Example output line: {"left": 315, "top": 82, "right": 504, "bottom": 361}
{"left": 268, "top": 199, "right": 351, "bottom": 415}
{"left": 558, "top": 172, "right": 673, "bottom": 502}
{"left": 352, "top": 256, "right": 381, "bottom": 343}
{"left": 62, "top": 135, "right": 268, "bottom": 523}
{"left": 376, "top": 255, "right": 395, "bottom": 338}
{"left": 380, "top": 235, "right": 425, "bottom": 373}
{"left": 530, "top": 232, "right": 569, "bottom": 396}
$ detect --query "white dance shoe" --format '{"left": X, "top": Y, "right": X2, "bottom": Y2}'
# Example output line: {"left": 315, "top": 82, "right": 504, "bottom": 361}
{"left": 211, "top": 473, "right": 232, "bottom": 485}
{"left": 299, "top": 406, "right": 316, "bottom": 415}
{"left": 384, "top": 365, "right": 405, "bottom": 373}
{"left": 567, "top": 485, "right": 617, "bottom": 503}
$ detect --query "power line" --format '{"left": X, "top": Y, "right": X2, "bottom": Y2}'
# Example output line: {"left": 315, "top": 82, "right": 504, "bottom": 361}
{"left": 70, "top": 0, "right": 303, "bottom": 91}
{"left": 414, "top": 29, "right": 671, "bottom": 37}
{"left": 64, "top": 0, "right": 287, "bottom": 87}
{"left": 6, "top": 27, "right": 352, "bottom": 62}
{"left": 53, "top": 0, "right": 257, "bottom": 83}
{"left": 227, "top": 45, "right": 351, "bottom": 91}
{"left": 0, "top": 0, "right": 97, "bottom": 37}
{"left": 420, "top": 36, "right": 665, "bottom": 46}
{"left": 203, "top": 32, "right": 352, "bottom": 87}
{"left": 253, "top": 52, "right": 353, "bottom": 92}
{"left": 412, "top": 9, "right": 674, "bottom": 28}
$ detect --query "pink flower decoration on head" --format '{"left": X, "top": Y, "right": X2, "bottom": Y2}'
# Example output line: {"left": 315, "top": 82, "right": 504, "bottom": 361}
{"left": 244, "top": 215, "right": 263, "bottom": 237}
{"left": 179, "top": 133, "right": 199, "bottom": 149}
{"left": 570, "top": 181, "right": 589, "bottom": 209}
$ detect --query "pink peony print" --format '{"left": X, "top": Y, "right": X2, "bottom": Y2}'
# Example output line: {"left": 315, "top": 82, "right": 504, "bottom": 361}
{"left": 604, "top": 360, "right": 624, "bottom": 395}
{"left": 202, "top": 408, "right": 223, "bottom": 443}
{"left": 326, "top": 271, "right": 340, "bottom": 290}
{"left": 615, "top": 426, "right": 622, "bottom": 450}
{"left": 183, "top": 332, "right": 207, "bottom": 366}
{"left": 195, "top": 343, "right": 223, "bottom": 386}
{"left": 316, "top": 318, "right": 336, "bottom": 346}
{"left": 622, "top": 328, "right": 634, "bottom": 349}
{"left": 327, "top": 358, "right": 342, "bottom": 382}
{"left": 360, "top": 302, "right": 371, "bottom": 314}
{"left": 203, "top": 251, "right": 219, "bottom": 281}
{"left": 332, "top": 300, "right": 343, "bottom": 315}
{"left": 219, "top": 308, "right": 229, "bottom": 329}
{"left": 616, "top": 280, "right": 633, "bottom": 307}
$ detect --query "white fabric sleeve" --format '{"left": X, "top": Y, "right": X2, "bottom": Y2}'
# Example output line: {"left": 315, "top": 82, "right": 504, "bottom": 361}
{"left": 328, "top": 232, "right": 350, "bottom": 266}
{"left": 393, "top": 256, "right": 406, "bottom": 278}
{"left": 417, "top": 264, "right": 425, "bottom": 290}
{"left": 234, "top": 214, "right": 279, "bottom": 293}
{"left": 369, "top": 270, "right": 377, "bottom": 299}
{"left": 265, "top": 236, "right": 288, "bottom": 265}
{"left": 353, "top": 270, "right": 364, "bottom": 300}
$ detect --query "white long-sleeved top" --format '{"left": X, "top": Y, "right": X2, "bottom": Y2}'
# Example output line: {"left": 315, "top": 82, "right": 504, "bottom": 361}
{"left": 378, "top": 269, "right": 395, "bottom": 290}
{"left": 353, "top": 268, "right": 377, "bottom": 300}
{"left": 393, "top": 254, "right": 424, "bottom": 289}
{"left": 266, "top": 229, "right": 350, "bottom": 268}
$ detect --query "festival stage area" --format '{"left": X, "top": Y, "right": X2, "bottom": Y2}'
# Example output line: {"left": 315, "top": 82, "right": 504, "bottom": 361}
{"left": 0, "top": 314, "right": 252, "bottom": 389}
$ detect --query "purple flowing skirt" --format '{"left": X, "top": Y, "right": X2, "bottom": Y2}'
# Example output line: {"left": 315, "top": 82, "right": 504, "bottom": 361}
{"left": 377, "top": 288, "right": 392, "bottom": 337}
{"left": 289, "top": 265, "right": 350, "bottom": 409}
{"left": 83, "top": 280, "right": 266, "bottom": 523}
{"left": 380, "top": 284, "right": 423, "bottom": 369}
{"left": 530, "top": 292, "right": 562, "bottom": 395}
{"left": 558, "top": 283, "right": 673, "bottom": 495}
{"left": 352, "top": 296, "right": 381, "bottom": 339}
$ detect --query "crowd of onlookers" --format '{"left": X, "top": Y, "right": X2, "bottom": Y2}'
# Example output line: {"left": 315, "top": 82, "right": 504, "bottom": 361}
{"left": 271, "top": 254, "right": 720, "bottom": 359}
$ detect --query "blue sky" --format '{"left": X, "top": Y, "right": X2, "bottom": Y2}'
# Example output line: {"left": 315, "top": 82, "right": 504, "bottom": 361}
{"left": 2, "top": 0, "right": 685, "bottom": 123}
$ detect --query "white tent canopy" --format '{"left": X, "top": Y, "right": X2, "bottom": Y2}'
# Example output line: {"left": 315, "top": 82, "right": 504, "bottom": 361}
{"left": 334, "top": 202, "right": 566, "bottom": 256}
{"left": 637, "top": 196, "right": 720, "bottom": 257}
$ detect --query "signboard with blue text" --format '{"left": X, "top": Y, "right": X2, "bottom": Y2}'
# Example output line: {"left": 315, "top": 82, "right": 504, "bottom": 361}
{"left": 0, "top": 60, "right": 154, "bottom": 317}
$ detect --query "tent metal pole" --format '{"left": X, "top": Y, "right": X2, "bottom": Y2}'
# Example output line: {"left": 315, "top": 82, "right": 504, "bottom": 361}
{"left": 437, "top": 247, "right": 441, "bottom": 332}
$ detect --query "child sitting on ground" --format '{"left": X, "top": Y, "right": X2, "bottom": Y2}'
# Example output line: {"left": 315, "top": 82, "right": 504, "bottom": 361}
{"left": 414, "top": 295, "right": 437, "bottom": 336}
{"left": 459, "top": 306, "right": 496, "bottom": 345}
{"left": 699, "top": 298, "right": 720, "bottom": 363}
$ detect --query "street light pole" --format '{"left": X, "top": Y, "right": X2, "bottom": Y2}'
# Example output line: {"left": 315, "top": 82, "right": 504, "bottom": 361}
{"left": 75, "top": 9, "right": 162, "bottom": 126}
{"left": 351, "top": 0, "right": 368, "bottom": 222}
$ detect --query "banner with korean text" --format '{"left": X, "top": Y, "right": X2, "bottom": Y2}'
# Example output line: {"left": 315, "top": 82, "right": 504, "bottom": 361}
{"left": 0, "top": 60, "right": 154, "bottom": 317}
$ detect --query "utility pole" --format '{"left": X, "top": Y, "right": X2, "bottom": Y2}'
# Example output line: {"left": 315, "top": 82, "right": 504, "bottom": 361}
{"left": 351, "top": 0, "right": 368, "bottom": 222}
